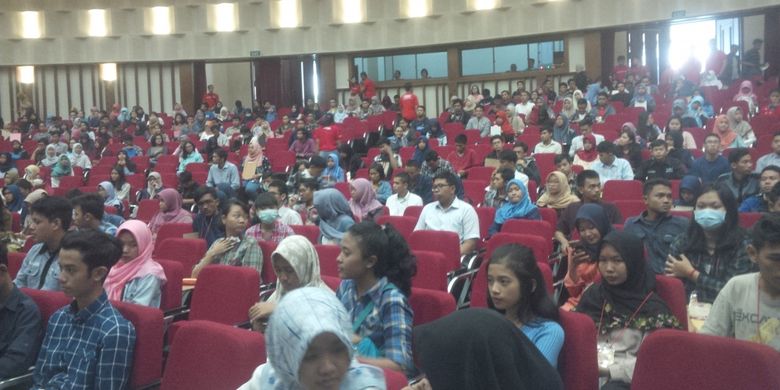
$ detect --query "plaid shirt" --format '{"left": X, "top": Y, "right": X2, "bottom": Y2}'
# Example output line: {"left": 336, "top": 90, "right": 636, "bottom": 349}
{"left": 32, "top": 292, "right": 135, "bottom": 390}
{"left": 337, "top": 277, "right": 414, "bottom": 375}
{"left": 246, "top": 221, "right": 295, "bottom": 244}
{"left": 211, "top": 235, "right": 264, "bottom": 284}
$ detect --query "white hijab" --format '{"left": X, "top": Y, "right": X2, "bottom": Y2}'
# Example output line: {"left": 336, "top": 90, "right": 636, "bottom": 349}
{"left": 266, "top": 235, "right": 331, "bottom": 303}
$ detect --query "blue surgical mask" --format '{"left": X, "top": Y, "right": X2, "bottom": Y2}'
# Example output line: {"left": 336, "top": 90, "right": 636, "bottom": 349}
{"left": 257, "top": 209, "right": 279, "bottom": 224}
{"left": 694, "top": 209, "right": 726, "bottom": 230}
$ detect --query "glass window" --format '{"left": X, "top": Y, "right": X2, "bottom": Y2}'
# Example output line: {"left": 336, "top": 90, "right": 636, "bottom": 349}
{"left": 462, "top": 48, "right": 493, "bottom": 76}
{"left": 495, "top": 44, "right": 526, "bottom": 73}
{"left": 416, "top": 52, "right": 447, "bottom": 78}
{"left": 460, "top": 39, "right": 565, "bottom": 75}
{"left": 354, "top": 51, "right": 448, "bottom": 81}
{"left": 392, "top": 55, "right": 416, "bottom": 80}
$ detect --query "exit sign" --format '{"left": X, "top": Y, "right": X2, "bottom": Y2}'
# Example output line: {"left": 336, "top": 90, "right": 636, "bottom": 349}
{"left": 249, "top": 50, "right": 262, "bottom": 58}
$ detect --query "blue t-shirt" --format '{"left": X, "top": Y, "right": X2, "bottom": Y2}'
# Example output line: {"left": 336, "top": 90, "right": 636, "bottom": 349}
{"left": 521, "top": 319, "right": 565, "bottom": 368}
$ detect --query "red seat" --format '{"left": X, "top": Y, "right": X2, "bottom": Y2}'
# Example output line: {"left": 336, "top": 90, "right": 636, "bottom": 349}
{"left": 188, "top": 265, "right": 259, "bottom": 325}
{"left": 738, "top": 212, "right": 762, "bottom": 228}
{"left": 20, "top": 288, "right": 71, "bottom": 325}
{"left": 558, "top": 309, "right": 599, "bottom": 390}
{"left": 257, "top": 240, "right": 278, "bottom": 284}
{"left": 474, "top": 207, "right": 495, "bottom": 246}
{"left": 57, "top": 175, "right": 84, "bottom": 189}
{"left": 654, "top": 275, "right": 688, "bottom": 330}
{"left": 125, "top": 174, "right": 145, "bottom": 193}
{"left": 8, "top": 251, "right": 25, "bottom": 279}
{"left": 613, "top": 200, "right": 647, "bottom": 223}
{"left": 153, "top": 223, "right": 194, "bottom": 251}
{"left": 534, "top": 153, "right": 557, "bottom": 181}
{"left": 86, "top": 174, "right": 110, "bottom": 188}
{"left": 112, "top": 300, "right": 164, "bottom": 389}
{"left": 375, "top": 215, "right": 416, "bottom": 240}
{"left": 268, "top": 151, "right": 296, "bottom": 173}
{"left": 384, "top": 367, "right": 408, "bottom": 390}
{"left": 135, "top": 199, "right": 160, "bottom": 223}
{"left": 321, "top": 275, "right": 342, "bottom": 290}
{"left": 161, "top": 320, "right": 266, "bottom": 390}
{"left": 315, "top": 244, "right": 341, "bottom": 278}
{"left": 156, "top": 259, "right": 184, "bottom": 311}
{"left": 184, "top": 162, "right": 209, "bottom": 174}
{"left": 402, "top": 205, "right": 423, "bottom": 219}
{"left": 334, "top": 181, "right": 351, "bottom": 200}
{"left": 408, "top": 230, "right": 461, "bottom": 271}
{"left": 500, "top": 219, "right": 554, "bottom": 253}
{"left": 11, "top": 211, "right": 20, "bottom": 233}
{"left": 462, "top": 179, "right": 487, "bottom": 206}
{"left": 409, "top": 287, "right": 456, "bottom": 326}
{"left": 411, "top": 250, "right": 450, "bottom": 292}
{"left": 154, "top": 238, "right": 207, "bottom": 272}
{"left": 466, "top": 166, "right": 495, "bottom": 182}
{"left": 538, "top": 207, "right": 558, "bottom": 230}
{"left": 602, "top": 180, "right": 643, "bottom": 202}
{"left": 632, "top": 330, "right": 780, "bottom": 390}
{"left": 290, "top": 225, "right": 320, "bottom": 245}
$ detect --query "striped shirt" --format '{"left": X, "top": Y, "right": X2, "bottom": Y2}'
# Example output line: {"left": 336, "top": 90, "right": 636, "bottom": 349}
{"left": 32, "top": 292, "right": 135, "bottom": 390}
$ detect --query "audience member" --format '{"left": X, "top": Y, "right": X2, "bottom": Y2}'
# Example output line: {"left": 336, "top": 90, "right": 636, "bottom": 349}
{"left": 551, "top": 114, "right": 575, "bottom": 150}
{"left": 466, "top": 106, "right": 491, "bottom": 137}
{"left": 726, "top": 106, "right": 756, "bottom": 147}
{"left": 313, "top": 188, "right": 354, "bottom": 245}
{"left": 242, "top": 137, "right": 271, "bottom": 198}
{"left": 755, "top": 131, "right": 780, "bottom": 172}
{"left": 14, "top": 197, "right": 71, "bottom": 291}
{"left": 2, "top": 184, "right": 24, "bottom": 213}
{"left": 690, "top": 133, "right": 730, "bottom": 185}
{"left": 511, "top": 143, "right": 541, "bottom": 185}
{"left": 246, "top": 193, "right": 294, "bottom": 244}
{"left": 372, "top": 139, "right": 401, "bottom": 179}
{"left": 562, "top": 203, "right": 613, "bottom": 310}
{"left": 368, "top": 163, "right": 392, "bottom": 205}
{"left": 147, "top": 188, "right": 192, "bottom": 241}
{"left": 416, "top": 172, "right": 480, "bottom": 255}
{"left": 664, "top": 130, "right": 695, "bottom": 169}
{"left": 192, "top": 187, "right": 225, "bottom": 247}
{"left": 635, "top": 139, "right": 685, "bottom": 181}
{"left": 292, "top": 179, "right": 319, "bottom": 226}
{"left": 568, "top": 120, "right": 604, "bottom": 158}
{"left": 50, "top": 155, "right": 73, "bottom": 189}
{"left": 71, "top": 194, "right": 118, "bottom": 236}
{"left": 348, "top": 178, "right": 384, "bottom": 222}
{"left": 537, "top": 171, "right": 579, "bottom": 213}
{"left": 713, "top": 114, "right": 747, "bottom": 150}
{"left": 715, "top": 148, "right": 759, "bottom": 204}
{"left": 448, "top": 134, "right": 477, "bottom": 178}
{"left": 615, "top": 128, "right": 642, "bottom": 170}
{"left": 591, "top": 141, "right": 634, "bottom": 183}
{"left": 534, "top": 127, "right": 563, "bottom": 155}
{"left": 489, "top": 178, "right": 540, "bottom": 236}
{"left": 386, "top": 173, "right": 423, "bottom": 216}
{"left": 572, "top": 134, "right": 600, "bottom": 170}
{"left": 421, "top": 150, "right": 456, "bottom": 179}
{"left": 739, "top": 166, "right": 780, "bottom": 212}
{"left": 674, "top": 175, "right": 703, "bottom": 210}
{"left": 109, "top": 167, "right": 131, "bottom": 203}
{"left": 288, "top": 128, "right": 315, "bottom": 160}
{"left": 177, "top": 140, "right": 204, "bottom": 174}
{"left": 106, "top": 220, "right": 167, "bottom": 308}
{"left": 484, "top": 168, "right": 515, "bottom": 209}
{"left": 137, "top": 172, "right": 163, "bottom": 201}
{"left": 206, "top": 148, "right": 241, "bottom": 198}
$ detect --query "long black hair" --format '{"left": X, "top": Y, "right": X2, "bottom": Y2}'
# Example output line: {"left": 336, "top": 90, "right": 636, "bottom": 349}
{"left": 348, "top": 221, "right": 417, "bottom": 296}
{"left": 487, "top": 243, "right": 559, "bottom": 324}
{"left": 681, "top": 183, "right": 744, "bottom": 254}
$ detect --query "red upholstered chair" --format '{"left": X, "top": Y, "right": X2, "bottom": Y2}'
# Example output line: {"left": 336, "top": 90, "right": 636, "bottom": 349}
{"left": 602, "top": 180, "right": 643, "bottom": 202}
{"left": 632, "top": 330, "right": 780, "bottom": 390}
{"left": 321, "top": 275, "right": 342, "bottom": 290}
{"left": 408, "top": 230, "right": 461, "bottom": 271}
{"left": 315, "top": 244, "right": 341, "bottom": 278}
{"left": 112, "top": 301, "right": 165, "bottom": 389}
{"left": 20, "top": 288, "right": 71, "bottom": 325}
{"left": 257, "top": 240, "right": 278, "bottom": 284}
{"left": 410, "top": 250, "right": 450, "bottom": 292}
{"left": 154, "top": 238, "right": 207, "bottom": 272}
{"left": 613, "top": 200, "right": 647, "bottom": 223}
{"left": 462, "top": 179, "right": 487, "bottom": 206}
{"left": 375, "top": 215, "right": 416, "bottom": 240}
{"left": 383, "top": 367, "right": 409, "bottom": 390}
{"left": 8, "top": 251, "right": 25, "bottom": 279}
{"left": 334, "top": 181, "right": 352, "bottom": 200}
{"left": 738, "top": 212, "right": 763, "bottom": 228}
{"left": 500, "top": 219, "right": 554, "bottom": 253}
{"left": 654, "top": 275, "right": 688, "bottom": 330}
{"left": 135, "top": 199, "right": 161, "bottom": 224}
{"left": 57, "top": 175, "right": 84, "bottom": 189}
{"left": 475, "top": 207, "right": 496, "bottom": 244}
{"left": 466, "top": 166, "right": 495, "bottom": 182}
{"left": 161, "top": 320, "right": 266, "bottom": 390}
{"left": 486, "top": 233, "right": 551, "bottom": 266}
{"left": 557, "top": 309, "right": 599, "bottom": 390}
{"left": 153, "top": 223, "right": 194, "bottom": 252}
{"left": 538, "top": 207, "right": 558, "bottom": 230}
{"left": 155, "top": 259, "right": 184, "bottom": 312}
{"left": 288, "top": 225, "right": 318, "bottom": 245}
{"left": 409, "top": 287, "right": 456, "bottom": 326}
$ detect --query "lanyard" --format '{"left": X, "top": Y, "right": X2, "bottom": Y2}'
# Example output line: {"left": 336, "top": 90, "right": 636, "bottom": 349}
{"left": 598, "top": 291, "right": 655, "bottom": 338}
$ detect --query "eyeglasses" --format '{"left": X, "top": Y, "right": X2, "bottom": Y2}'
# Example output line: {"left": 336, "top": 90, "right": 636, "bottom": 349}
{"left": 432, "top": 184, "right": 452, "bottom": 191}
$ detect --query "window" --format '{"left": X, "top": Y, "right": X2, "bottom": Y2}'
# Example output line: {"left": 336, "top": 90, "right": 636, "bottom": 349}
{"left": 212, "top": 3, "right": 237, "bottom": 32}
{"left": 87, "top": 9, "right": 108, "bottom": 37}
{"left": 271, "top": 0, "right": 301, "bottom": 28}
{"left": 354, "top": 51, "right": 447, "bottom": 81}
{"left": 461, "top": 39, "right": 565, "bottom": 76}
{"left": 149, "top": 6, "right": 173, "bottom": 35}
{"left": 20, "top": 11, "right": 42, "bottom": 39}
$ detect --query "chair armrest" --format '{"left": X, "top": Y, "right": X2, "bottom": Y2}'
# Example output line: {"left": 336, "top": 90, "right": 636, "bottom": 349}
{"left": 0, "top": 371, "right": 33, "bottom": 390}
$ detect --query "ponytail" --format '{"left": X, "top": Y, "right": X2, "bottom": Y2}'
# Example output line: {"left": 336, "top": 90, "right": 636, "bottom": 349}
{"left": 348, "top": 221, "right": 417, "bottom": 296}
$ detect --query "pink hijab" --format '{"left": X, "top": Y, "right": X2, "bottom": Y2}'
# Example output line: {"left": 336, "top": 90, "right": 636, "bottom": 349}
{"left": 348, "top": 178, "right": 383, "bottom": 222}
{"left": 244, "top": 137, "right": 265, "bottom": 165}
{"left": 147, "top": 188, "right": 193, "bottom": 236}
{"left": 104, "top": 220, "right": 167, "bottom": 302}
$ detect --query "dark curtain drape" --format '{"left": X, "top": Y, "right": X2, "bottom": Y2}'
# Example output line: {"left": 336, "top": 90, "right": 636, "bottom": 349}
{"left": 254, "top": 58, "right": 303, "bottom": 108}
{"left": 765, "top": 8, "right": 780, "bottom": 79}
{"left": 193, "top": 62, "right": 207, "bottom": 113}
{"left": 600, "top": 29, "right": 615, "bottom": 83}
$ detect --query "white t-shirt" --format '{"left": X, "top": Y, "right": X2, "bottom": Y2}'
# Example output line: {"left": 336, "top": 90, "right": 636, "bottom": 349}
{"left": 514, "top": 102, "right": 535, "bottom": 118}
{"left": 386, "top": 191, "right": 423, "bottom": 216}
{"left": 414, "top": 197, "right": 480, "bottom": 244}
{"left": 534, "top": 141, "right": 562, "bottom": 155}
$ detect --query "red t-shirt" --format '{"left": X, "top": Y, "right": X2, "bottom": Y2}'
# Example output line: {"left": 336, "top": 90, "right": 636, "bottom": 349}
{"left": 706, "top": 51, "right": 727, "bottom": 74}
{"left": 612, "top": 65, "right": 629, "bottom": 82}
{"left": 400, "top": 92, "right": 419, "bottom": 121}
{"left": 202, "top": 92, "right": 219, "bottom": 109}
{"left": 313, "top": 126, "right": 340, "bottom": 151}
{"left": 447, "top": 150, "right": 477, "bottom": 173}
{"left": 362, "top": 78, "right": 376, "bottom": 100}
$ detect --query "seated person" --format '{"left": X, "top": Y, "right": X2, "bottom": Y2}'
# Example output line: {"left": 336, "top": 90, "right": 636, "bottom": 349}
{"left": 71, "top": 193, "right": 119, "bottom": 236}
{"left": 754, "top": 131, "right": 780, "bottom": 173}
{"left": 33, "top": 230, "right": 136, "bottom": 389}
{"left": 373, "top": 138, "right": 402, "bottom": 178}
{"left": 192, "top": 200, "right": 263, "bottom": 282}
{"left": 206, "top": 149, "right": 241, "bottom": 198}
{"left": 589, "top": 92, "right": 616, "bottom": 123}
{"left": 487, "top": 243, "right": 564, "bottom": 366}
{"left": 416, "top": 172, "right": 480, "bottom": 255}
{"left": 313, "top": 188, "right": 354, "bottom": 245}
{"left": 336, "top": 222, "right": 415, "bottom": 375}
{"left": 109, "top": 167, "right": 132, "bottom": 204}
{"left": 572, "top": 134, "right": 600, "bottom": 170}
{"left": 536, "top": 171, "right": 579, "bottom": 214}
{"left": 498, "top": 150, "right": 530, "bottom": 186}
{"left": 666, "top": 184, "right": 755, "bottom": 303}
{"left": 466, "top": 106, "right": 491, "bottom": 137}
{"left": 368, "top": 163, "right": 393, "bottom": 204}
{"left": 349, "top": 178, "right": 384, "bottom": 223}
{"left": 266, "top": 180, "right": 303, "bottom": 225}
{"left": 701, "top": 213, "right": 780, "bottom": 351}
{"left": 411, "top": 309, "right": 563, "bottom": 390}
{"left": 386, "top": 172, "right": 423, "bottom": 216}
{"left": 575, "top": 231, "right": 681, "bottom": 388}
{"left": 14, "top": 196, "right": 71, "bottom": 291}
{"left": 483, "top": 135, "right": 506, "bottom": 162}
{"left": 136, "top": 172, "right": 163, "bottom": 202}
{"left": 690, "top": 133, "right": 730, "bottom": 185}
{"left": 288, "top": 128, "right": 316, "bottom": 160}
{"left": 105, "top": 220, "right": 167, "bottom": 308}
{"left": 635, "top": 139, "right": 685, "bottom": 181}
{"left": 404, "top": 159, "right": 433, "bottom": 204}
{"left": 739, "top": 166, "right": 780, "bottom": 212}
{"left": 511, "top": 143, "right": 541, "bottom": 185}
{"left": 484, "top": 168, "right": 515, "bottom": 209}
{"left": 177, "top": 140, "right": 204, "bottom": 174}
{"left": 568, "top": 119, "right": 605, "bottom": 158}
{"left": 488, "top": 178, "right": 541, "bottom": 236}
{"left": 320, "top": 152, "right": 346, "bottom": 188}
{"left": 242, "top": 137, "right": 272, "bottom": 198}
{"left": 192, "top": 187, "right": 225, "bottom": 247}
{"left": 240, "top": 288, "right": 385, "bottom": 389}
{"left": 292, "top": 179, "right": 319, "bottom": 226}
{"left": 715, "top": 148, "right": 759, "bottom": 205}
{"left": 591, "top": 141, "right": 634, "bottom": 183}
{"left": 246, "top": 193, "right": 294, "bottom": 244}
{"left": 448, "top": 134, "right": 477, "bottom": 178}
{"left": 0, "top": 243, "right": 42, "bottom": 380}
{"left": 534, "top": 127, "right": 563, "bottom": 155}
{"left": 674, "top": 175, "right": 703, "bottom": 211}
{"left": 147, "top": 189, "right": 193, "bottom": 241}
{"left": 562, "top": 203, "right": 612, "bottom": 310}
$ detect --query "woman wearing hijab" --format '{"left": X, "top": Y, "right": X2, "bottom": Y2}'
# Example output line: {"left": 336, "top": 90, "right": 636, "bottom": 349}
{"left": 489, "top": 178, "right": 540, "bottom": 236}
{"left": 629, "top": 84, "right": 655, "bottom": 112}
{"left": 137, "top": 172, "right": 163, "bottom": 201}
{"left": 248, "top": 236, "right": 332, "bottom": 332}
{"left": 50, "top": 155, "right": 73, "bottom": 188}
{"left": 313, "top": 188, "right": 355, "bottom": 245}
{"left": 2, "top": 185, "right": 24, "bottom": 213}
{"left": 537, "top": 171, "right": 579, "bottom": 214}
{"left": 573, "top": 134, "right": 599, "bottom": 170}
{"left": 725, "top": 106, "right": 756, "bottom": 147}
{"left": 98, "top": 181, "right": 123, "bottom": 215}
{"left": 348, "top": 178, "right": 384, "bottom": 222}
{"left": 147, "top": 188, "right": 193, "bottom": 240}
{"left": 635, "top": 112, "right": 661, "bottom": 146}
{"left": 320, "top": 152, "right": 345, "bottom": 188}
{"left": 560, "top": 97, "right": 577, "bottom": 119}
{"left": 411, "top": 137, "right": 430, "bottom": 166}
{"left": 664, "top": 130, "right": 694, "bottom": 169}
{"left": 67, "top": 143, "right": 92, "bottom": 170}
{"left": 23, "top": 165, "right": 43, "bottom": 189}
{"left": 673, "top": 175, "right": 702, "bottom": 210}
{"left": 576, "top": 231, "right": 680, "bottom": 389}
{"left": 242, "top": 137, "right": 272, "bottom": 198}
{"left": 562, "top": 203, "right": 613, "bottom": 311}
{"left": 732, "top": 80, "right": 758, "bottom": 114}
{"left": 712, "top": 114, "right": 746, "bottom": 151}
{"left": 0, "top": 153, "right": 14, "bottom": 179}
{"left": 551, "top": 114, "right": 575, "bottom": 149}
{"left": 686, "top": 96, "right": 711, "bottom": 128}
{"left": 40, "top": 144, "right": 59, "bottom": 167}
{"left": 105, "top": 220, "right": 167, "bottom": 308}
{"left": 412, "top": 309, "right": 563, "bottom": 390}
{"left": 239, "top": 288, "right": 386, "bottom": 390}
{"left": 333, "top": 104, "right": 348, "bottom": 124}
{"left": 10, "top": 140, "right": 30, "bottom": 162}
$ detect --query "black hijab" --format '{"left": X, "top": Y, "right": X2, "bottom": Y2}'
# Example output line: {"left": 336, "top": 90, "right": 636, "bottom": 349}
{"left": 414, "top": 308, "right": 563, "bottom": 390}
{"left": 576, "top": 231, "right": 672, "bottom": 324}
{"left": 574, "top": 203, "right": 613, "bottom": 260}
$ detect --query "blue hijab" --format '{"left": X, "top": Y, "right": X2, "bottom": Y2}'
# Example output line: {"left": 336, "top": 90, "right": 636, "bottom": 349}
{"left": 321, "top": 152, "right": 345, "bottom": 182}
{"left": 3, "top": 185, "right": 24, "bottom": 212}
{"left": 99, "top": 181, "right": 122, "bottom": 207}
{"left": 495, "top": 179, "right": 538, "bottom": 225}
{"left": 574, "top": 203, "right": 613, "bottom": 259}
{"left": 412, "top": 137, "right": 430, "bottom": 165}
{"left": 313, "top": 188, "right": 354, "bottom": 242}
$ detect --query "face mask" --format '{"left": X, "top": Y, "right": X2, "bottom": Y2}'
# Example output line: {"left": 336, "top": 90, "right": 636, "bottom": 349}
{"left": 257, "top": 209, "right": 279, "bottom": 224}
{"left": 694, "top": 209, "right": 726, "bottom": 230}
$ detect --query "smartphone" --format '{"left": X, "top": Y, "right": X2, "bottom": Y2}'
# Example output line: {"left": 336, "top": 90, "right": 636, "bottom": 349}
{"left": 569, "top": 240, "right": 583, "bottom": 251}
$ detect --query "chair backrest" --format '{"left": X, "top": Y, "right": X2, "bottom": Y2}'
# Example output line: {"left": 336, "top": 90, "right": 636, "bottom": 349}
{"left": 486, "top": 233, "right": 551, "bottom": 266}
{"left": 321, "top": 275, "right": 342, "bottom": 290}
{"left": 153, "top": 238, "right": 207, "bottom": 272}
{"left": 155, "top": 259, "right": 184, "bottom": 311}
{"left": 537, "top": 207, "right": 558, "bottom": 229}
{"left": 190, "top": 265, "right": 260, "bottom": 325}
{"left": 475, "top": 207, "right": 496, "bottom": 244}
{"left": 462, "top": 179, "right": 487, "bottom": 206}
{"left": 374, "top": 215, "right": 416, "bottom": 240}
{"left": 135, "top": 199, "right": 161, "bottom": 224}
{"left": 500, "top": 219, "right": 554, "bottom": 253}
{"left": 409, "top": 287, "right": 456, "bottom": 326}
{"left": 410, "top": 250, "right": 450, "bottom": 292}
{"left": 154, "top": 223, "right": 194, "bottom": 251}
{"left": 383, "top": 367, "right": 409, "bottom": 390}
{"left": 466, "top": 166, "right": 495, "bottom": 182}
{"left": 20, "top": 288, "right": 71, "bottom": 325}
{"left": 161, "top": 320, "right": 266, "bottom": 390}
{"left": 738, "top": 212, "right": 762, "bottom": 228}
{"left": 653, "top": 275, "right": 688, "bottom": 330}
{"left": 257, "top": 240, "right": 278, "bottom": 284}
{"left": 632, "top": 329, "right": 780, "bottom": 390}
{"left": 112, "top": 300, "right": 165, "bottom": 389}
{"left": 402, "top": 205, "right": 423, "bottom": 218}
{"left": 315, "top": 244, "right": 341, "bottom": 278}
{"left": 290, "top": 225, "right": 320, "bottom": 244}
{"left": 334, "top": 181, "right": 352, "bottom": 200}
{"left": 602, "top": 180, "right": 643, "bottom": 202}
{"left": 557, "top": 309, "right": 599, "bottom": 390}
{"left": 613, "top": 200, "right": 647, "bottom": 223}
{"left": 8, "top": 251, "right": 25, "bottom": 279}
{"left": 408, "top": 230, "right": 461, "bottom": 271}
